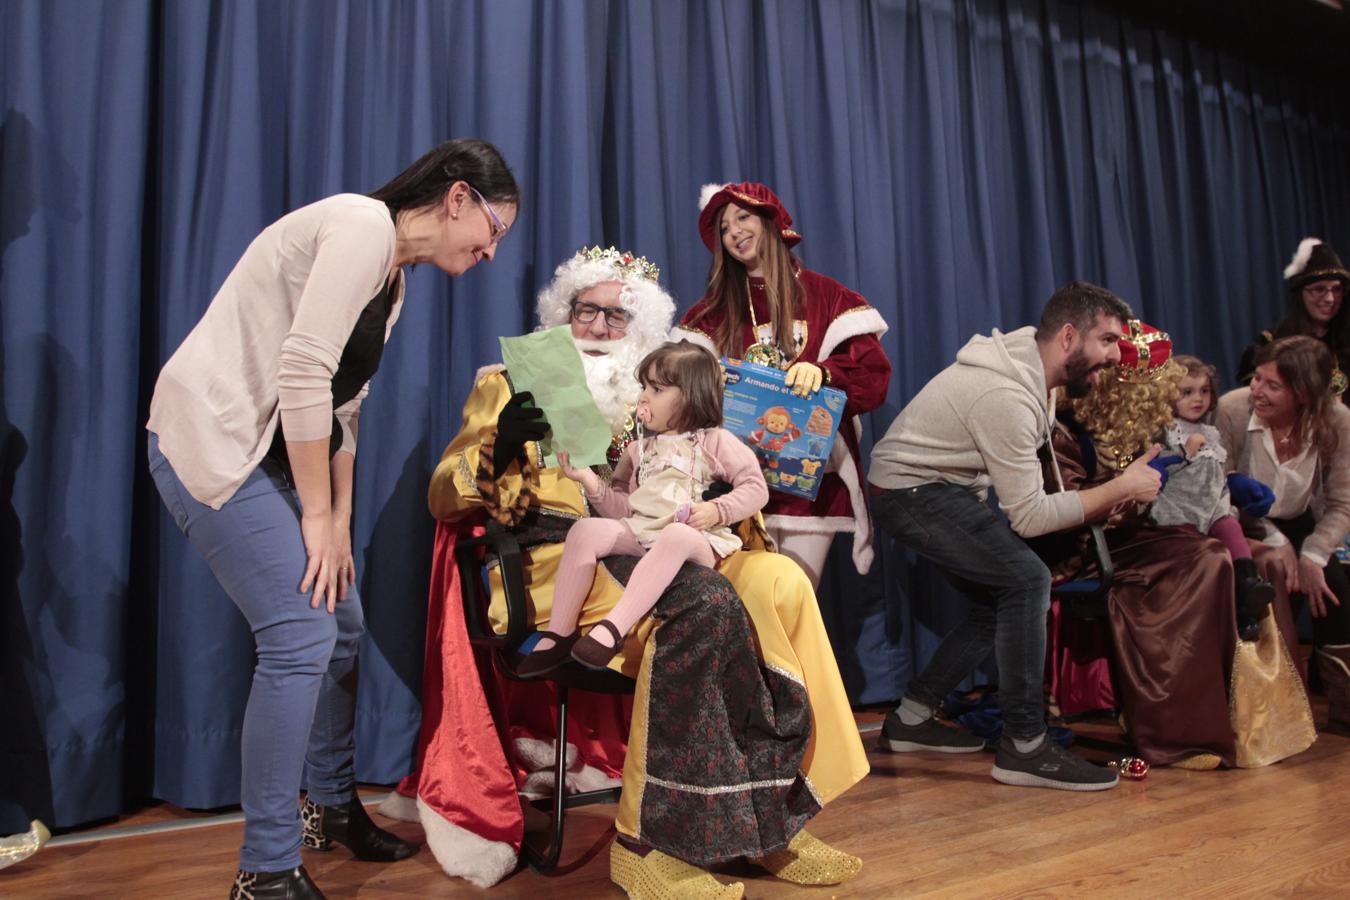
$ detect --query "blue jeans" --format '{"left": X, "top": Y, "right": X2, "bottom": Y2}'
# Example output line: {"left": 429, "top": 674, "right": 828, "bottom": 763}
{"left": 872, "top": 483, "right": 1051, "bottom": 739}
{"left": 148, "top": 434, "right": 363, "bottom": 872}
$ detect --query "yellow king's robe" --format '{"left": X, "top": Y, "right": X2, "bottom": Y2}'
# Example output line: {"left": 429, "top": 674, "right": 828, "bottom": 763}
{"left": 428, "top": 368, "right": 868, "bottom": 838}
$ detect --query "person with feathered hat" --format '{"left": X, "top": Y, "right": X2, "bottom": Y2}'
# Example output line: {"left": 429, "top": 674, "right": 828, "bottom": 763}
{"left": 1237, "top": 237, "right": 1350, "bottom": 401}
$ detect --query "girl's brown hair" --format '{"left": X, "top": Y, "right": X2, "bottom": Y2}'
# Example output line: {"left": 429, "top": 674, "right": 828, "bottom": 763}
{"left": 685, "top": 205, "right": 803, "bottom": 360}
{"left": 1172, "top": 354, "right": 1219, "bottom": 417}
{"left": 1252, "top": 336, "right": 1340, "bottom": 459}
{"left": 636, "top": 341, "right": 724, "bottom": 433}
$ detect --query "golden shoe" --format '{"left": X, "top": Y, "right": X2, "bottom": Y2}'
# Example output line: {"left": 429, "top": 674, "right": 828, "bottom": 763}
{"left": 755, "top": 829, "right": 862, "bottom": 886}
{"left": 610, "top": 840, "right": 743, "bottom": 899}
{"left": 1171, "top": 752, "right": 1222, "bottom": 771}
{"left": 0, "top": 819, "right": 51, "bottom": 871}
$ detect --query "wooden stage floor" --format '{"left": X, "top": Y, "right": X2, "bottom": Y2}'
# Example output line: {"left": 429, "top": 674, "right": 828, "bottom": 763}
{"left": 6, "top": 709, "right": 1349, "bottom": 898}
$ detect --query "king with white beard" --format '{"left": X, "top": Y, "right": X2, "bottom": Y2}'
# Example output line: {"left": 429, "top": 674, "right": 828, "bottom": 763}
{"left": 396, "top": 246, "right": 869, "bottom": 894}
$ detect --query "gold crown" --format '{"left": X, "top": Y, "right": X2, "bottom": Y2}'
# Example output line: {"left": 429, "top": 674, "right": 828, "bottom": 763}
{"left": 575, "top": 245, "right": 660, "bottom": 282}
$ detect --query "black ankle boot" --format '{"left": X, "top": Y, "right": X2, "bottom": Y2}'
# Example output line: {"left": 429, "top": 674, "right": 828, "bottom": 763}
{"left": 230, "top": 866, "right": 325, "bottom": 900}
{"left": 1234, "top": 558, "right": 1276, "bottom": 641}
{"left": 301, "top": 796, "right": 419, "bottom": 862}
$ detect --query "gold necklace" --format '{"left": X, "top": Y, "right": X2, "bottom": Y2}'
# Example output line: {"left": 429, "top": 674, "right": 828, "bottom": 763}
{"left": 743, "top": 278, "right": 788, "bottom": 370}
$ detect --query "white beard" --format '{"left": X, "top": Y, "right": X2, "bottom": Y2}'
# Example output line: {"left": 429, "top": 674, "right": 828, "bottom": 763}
{"left": 576, "top": 338, "right": 642, "bottom": 435}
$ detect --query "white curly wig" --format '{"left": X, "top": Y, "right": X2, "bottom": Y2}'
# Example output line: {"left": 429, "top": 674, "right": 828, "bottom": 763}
{"left": 534, "top": 247, "right": 676, "bottom": 358}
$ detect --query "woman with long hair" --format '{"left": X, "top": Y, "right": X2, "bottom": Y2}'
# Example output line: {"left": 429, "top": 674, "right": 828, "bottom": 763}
{"left": 147, "top": 138, "right": 518, "bottom": 899}
{"left": 1218, "top": 335, "right": 1350, "bottom": 733}
{"left": 674, "top": 182, "right": 891, "bottom": 586}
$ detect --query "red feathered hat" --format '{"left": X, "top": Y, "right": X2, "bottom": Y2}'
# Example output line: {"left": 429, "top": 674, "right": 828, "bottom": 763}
{"left": 697, "top": 182, "right": 802, "bottom": 252}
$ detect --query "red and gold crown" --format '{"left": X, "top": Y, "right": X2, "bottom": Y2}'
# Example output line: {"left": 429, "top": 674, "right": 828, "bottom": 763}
{"left": 1116, "top": 320, "right": 1181, "bottom": 384}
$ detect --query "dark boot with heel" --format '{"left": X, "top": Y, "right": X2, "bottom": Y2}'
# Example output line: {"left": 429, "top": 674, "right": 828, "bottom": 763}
{"left": 230, "top": 866, "right": 325, "bottom": 900}
{"left": 301, "top": 796, "right": 418, "bottom": 862}
{"left": 1234, "top": 558, "right": 1276, "bottom": 641}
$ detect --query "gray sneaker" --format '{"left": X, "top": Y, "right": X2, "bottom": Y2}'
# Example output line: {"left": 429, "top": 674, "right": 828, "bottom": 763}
{"left": 877, "top": 710, "right": 985, "bottom": 753}
{"left": 991, "top": 736, "right": 1119, "bottom": 791}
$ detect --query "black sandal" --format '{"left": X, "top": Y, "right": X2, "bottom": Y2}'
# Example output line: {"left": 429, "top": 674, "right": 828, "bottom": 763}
{"left": 571, "top": 620, "right": 625, "bottom": 670}
{"left": 516, "top": 630, "right": 582, "bottom": 678}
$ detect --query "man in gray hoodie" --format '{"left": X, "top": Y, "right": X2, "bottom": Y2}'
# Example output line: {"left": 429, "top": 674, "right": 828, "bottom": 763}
{"left": 869, "top": 281, "right": 1162, "bottom": 791}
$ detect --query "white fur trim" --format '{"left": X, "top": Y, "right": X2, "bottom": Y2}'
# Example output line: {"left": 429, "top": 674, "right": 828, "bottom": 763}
{"left": 761, "top": 426, "right": 875, "bottom": 573}
{"left": 474, "top": 362, "right": 507, "bottom": 384}
{"left": 415, "top": 795, "right": 518, "bottom": 888}
{"left": 376, "top": 791, "right": 420, "bottom": 823}
{"left": 1285, "top": 237, "right": 1322, "bottom": 280}
{"left": 765, "top": 515, "right": 854, "bottom": 533}
{"left": 699, "top": 182, "right": 730, "bottom": 212}
{"left": 514, "top": 736, "right": 623, "bottom": 801}
{"left": 670, "top": 325, "right": 718, "bottom": 356}
{"left": 818, "top": 307, "right": 888, "bottom": 360}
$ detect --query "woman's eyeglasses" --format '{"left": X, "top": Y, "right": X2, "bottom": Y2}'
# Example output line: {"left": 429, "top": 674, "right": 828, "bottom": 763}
{"left": 468, "top": 186, "right": 508, "bottom": 245}
{"left": 1304, "top": 283, "right": 1344, "bottom": 300}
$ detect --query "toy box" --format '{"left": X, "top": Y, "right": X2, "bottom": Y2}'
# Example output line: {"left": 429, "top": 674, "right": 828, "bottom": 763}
{"left": 720, "top": 358, "right": 846, "bottom": 500}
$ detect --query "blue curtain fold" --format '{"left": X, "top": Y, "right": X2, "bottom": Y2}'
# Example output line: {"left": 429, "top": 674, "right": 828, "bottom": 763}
{"left": 1, "top": 0, "right": 1346, "bottom": 827}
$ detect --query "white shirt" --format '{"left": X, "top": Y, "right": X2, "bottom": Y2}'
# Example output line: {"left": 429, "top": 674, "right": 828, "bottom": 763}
{"left": 1245, "top": 412, "right": 1319, "bottom": 553}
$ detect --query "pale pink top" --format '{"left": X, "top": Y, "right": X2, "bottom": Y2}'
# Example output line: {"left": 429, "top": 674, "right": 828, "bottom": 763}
{"left": 584, "top": 427, "right": 769, "bottom": 559}
{"left": 147, "top": 194, "right": 404, "bottom": 508}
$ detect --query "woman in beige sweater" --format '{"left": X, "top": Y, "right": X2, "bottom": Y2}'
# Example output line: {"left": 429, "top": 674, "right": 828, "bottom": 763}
{"left": 1217, "top": 335, "right": 1350, "bottom": 733}
{"left": 147, "top": 138, "right": 517, "bottom": 900}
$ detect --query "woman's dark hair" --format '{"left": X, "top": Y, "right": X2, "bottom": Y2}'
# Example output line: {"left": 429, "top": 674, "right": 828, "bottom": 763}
{"left": 1253, "top": 336, "right": 1339, "bottom": 459}
{"left": 636, "top": 341, "right": 724, "bottom": 433}
{"left": 368, "top": 138, "right": 518, "bottom": 217}
{"left": 1272, "top": 280, "right": 1350, "bottom": 373}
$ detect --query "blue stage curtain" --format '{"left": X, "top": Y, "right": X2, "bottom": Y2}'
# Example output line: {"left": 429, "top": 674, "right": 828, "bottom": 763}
{"left": 1, "top": 0, "right": 1346, "bottom": 826}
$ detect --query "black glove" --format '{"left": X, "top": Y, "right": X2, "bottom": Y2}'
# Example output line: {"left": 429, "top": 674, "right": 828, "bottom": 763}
{"left": 493, "top": 391, "right": 549, "bottom": 473}
{"left": 702, "top": 480, "right": 733, "bottom": 502}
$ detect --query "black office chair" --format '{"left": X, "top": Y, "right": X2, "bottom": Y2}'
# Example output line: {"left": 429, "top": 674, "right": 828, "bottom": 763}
{"left": 454, "top": 520, "right": 635, "bottom": 873}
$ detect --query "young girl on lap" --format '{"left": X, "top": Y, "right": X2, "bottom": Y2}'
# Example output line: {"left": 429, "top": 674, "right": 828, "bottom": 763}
{"left": 518, "top": 341, "right": 768, "bottom": 675}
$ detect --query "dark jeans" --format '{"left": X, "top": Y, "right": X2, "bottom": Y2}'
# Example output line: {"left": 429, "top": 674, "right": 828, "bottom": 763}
{"left": 873, "top": 483, "right": 1051, "bottom": 739}
{"left": 1270, "top": 510, "right": 1350, "bottom": 645}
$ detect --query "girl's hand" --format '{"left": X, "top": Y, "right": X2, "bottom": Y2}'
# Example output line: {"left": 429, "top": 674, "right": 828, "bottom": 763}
{"left": 1184, "top": 432, "right": 1207, "bottom": 457}
{"left": 784, "top": 362, "right": 824, "bottom": 397}
{"left": 557, "top": 451, "right": 601, "bottom": 494}
{"left": 685, "top": 501, "right": 721, "bottom": 530}
{"left": 1299, "top": 556, "right": 1340, "bottom": 618}
{"left": 299, "top": 511, "right": 341, "bottom": 613}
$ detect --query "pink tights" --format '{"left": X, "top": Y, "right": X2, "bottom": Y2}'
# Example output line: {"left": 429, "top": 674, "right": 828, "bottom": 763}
{"left": 544, "top": 518, "right": 717, "bottom": 649}
{"left": 1209, "top": 515, "right": 1252, "bottom": 561}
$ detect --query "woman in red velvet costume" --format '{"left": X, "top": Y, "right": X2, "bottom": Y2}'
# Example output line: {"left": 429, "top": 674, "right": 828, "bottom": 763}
{"left": 673, "top": 182, "right": 891, "bottom": 586}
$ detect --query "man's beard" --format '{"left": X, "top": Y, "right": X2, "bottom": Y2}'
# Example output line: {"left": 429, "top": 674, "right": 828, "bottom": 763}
{"left": 1064, "top": 346, "right": 1108, "bottom": 399}
{"left": 576, "top": 337, "right": 643, "bottom": 434}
